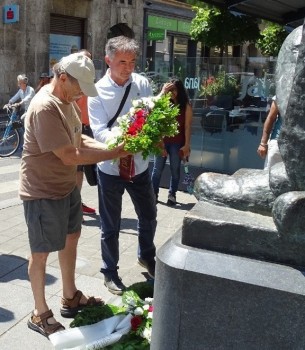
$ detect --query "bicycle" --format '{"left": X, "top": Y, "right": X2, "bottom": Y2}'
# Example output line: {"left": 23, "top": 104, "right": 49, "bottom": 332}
{"left": 0, "top": 103, "right": 24, "bottom": 157}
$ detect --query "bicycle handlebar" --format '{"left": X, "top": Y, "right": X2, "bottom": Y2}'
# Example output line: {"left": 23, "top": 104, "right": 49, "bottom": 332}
{"left": 3, "top": 103, "right": 20, "bottom": 111}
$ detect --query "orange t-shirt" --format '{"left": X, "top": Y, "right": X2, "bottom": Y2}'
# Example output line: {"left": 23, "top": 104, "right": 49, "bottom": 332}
{"left": 76, "top": 96, "right": 89, "bottom": 125}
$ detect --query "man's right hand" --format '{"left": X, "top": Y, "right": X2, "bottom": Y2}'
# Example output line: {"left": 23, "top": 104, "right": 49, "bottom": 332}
{"left": 115, "top": 142, "right": 131, "bottom": 158}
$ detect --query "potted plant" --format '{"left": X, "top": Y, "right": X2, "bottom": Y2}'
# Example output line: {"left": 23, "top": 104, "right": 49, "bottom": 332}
{"left": 200, "top": 71, "right": 239, "bottom": 109}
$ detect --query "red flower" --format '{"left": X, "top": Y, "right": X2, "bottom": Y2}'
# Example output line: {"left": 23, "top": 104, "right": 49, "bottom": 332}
{"left": 131, "top": 315, "right": 143, "bottom": 331}
{"left": 134, "top": 116, "right": 145, "bottom": 128}
{"left": 127, "top": 124, "right": 138, "bottom": 136}
{"left": 127, "top": 114, "right": 146, "bottom": 136}
{"left": 135, "top": 109, "right": 145, "bottom": 118}
{"left": 148, "top": 305, "right": 154, "bottom": 312}
{"left": 204, "top": 76, "right": 215, "bottom": 86}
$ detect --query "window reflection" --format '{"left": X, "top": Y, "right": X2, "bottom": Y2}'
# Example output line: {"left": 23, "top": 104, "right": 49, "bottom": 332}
{"left": 134, "top": 53, "right": 276, "bottom": 173}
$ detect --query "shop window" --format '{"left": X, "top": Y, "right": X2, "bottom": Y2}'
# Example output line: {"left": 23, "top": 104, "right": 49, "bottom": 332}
{"left": 49, "top": 15, "right": 85, "bottom": 73}
{"left": 50, "top": 14, "right": 84, "bottom": 36}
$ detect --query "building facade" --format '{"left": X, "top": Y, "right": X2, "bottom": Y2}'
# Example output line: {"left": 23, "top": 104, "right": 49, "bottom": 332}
{"left": 1, "top": 0, "right": 278, "bottom": 175}
{"left": 0, "top": 0, "right": 196, "bottom": 105}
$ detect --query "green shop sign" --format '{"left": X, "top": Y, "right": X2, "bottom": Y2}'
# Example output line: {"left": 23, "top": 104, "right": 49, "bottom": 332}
{"left": 148, "top": 15, "right": 177, "bottom": 31}
{"left": 148, "top": 15, "right": 191, "bottom": 34}
{"left": 178, "top": 20, "right": 191, "bottom": 34}
{"left": 147, "top": 28, "right": 165, "bottom": 41}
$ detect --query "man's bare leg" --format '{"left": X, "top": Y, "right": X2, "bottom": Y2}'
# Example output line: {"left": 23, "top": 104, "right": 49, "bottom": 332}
{"left": 58, "top": 232, "right": 102, "bottom": 305}
{"left": 28, "top": 252, "right": 58, "bottom": 324}
{"left": 28, "top": 252, "right": 49, "bottom": 314}
{"left": 58, "top": 232, "right": 80, "bottom": 299}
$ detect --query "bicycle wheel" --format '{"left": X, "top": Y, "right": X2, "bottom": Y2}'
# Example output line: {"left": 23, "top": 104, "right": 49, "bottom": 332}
{"left": 0, "top": 122, "right": 20, "bottom": 157}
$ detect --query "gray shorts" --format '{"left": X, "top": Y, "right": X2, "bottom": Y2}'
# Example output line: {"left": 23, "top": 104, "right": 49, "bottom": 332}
{"left": 23, "top": 187, "right": 82, "bottom": 253}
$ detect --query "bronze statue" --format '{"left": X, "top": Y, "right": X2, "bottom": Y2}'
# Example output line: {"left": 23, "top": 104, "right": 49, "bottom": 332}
{"left": 194, "top": 24, "right": 305, "bottom": 260}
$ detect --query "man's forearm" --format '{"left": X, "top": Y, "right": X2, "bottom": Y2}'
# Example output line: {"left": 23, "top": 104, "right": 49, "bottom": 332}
{"left": 53, "top": 144, "right": 126, "bottom": 166}
{"left": 73, "top": 147, "right": 121, "bottom": 165}
{"left": 81, "top": 134, "right": 106, "bottom": 150}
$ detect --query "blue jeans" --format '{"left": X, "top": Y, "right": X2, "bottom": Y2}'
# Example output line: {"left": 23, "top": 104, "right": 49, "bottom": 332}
{"left": 151, "top": 143, "right": 183, "bottom": 196}
{"left": 97, "top": 168, "right": 157, "bottom": 278}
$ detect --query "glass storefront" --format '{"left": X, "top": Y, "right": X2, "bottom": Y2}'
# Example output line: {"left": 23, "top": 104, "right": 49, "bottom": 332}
{"left": 145, "top": 14, "right": 193, "bottom": 94}
{"left": 136, "top": 55, "right": 277, "bottom": 175}
{"left": 94, "top": 52, "right": 277, "bottom": 176}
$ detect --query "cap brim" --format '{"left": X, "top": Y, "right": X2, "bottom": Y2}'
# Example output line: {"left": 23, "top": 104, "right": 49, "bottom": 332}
{"left": 79, "top": 81, "right": 98, "bottom": 97}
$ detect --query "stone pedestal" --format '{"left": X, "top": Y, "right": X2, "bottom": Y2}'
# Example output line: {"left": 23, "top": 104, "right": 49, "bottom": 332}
{"left": 151, "top": 203, "right": 305, "bottom": 350}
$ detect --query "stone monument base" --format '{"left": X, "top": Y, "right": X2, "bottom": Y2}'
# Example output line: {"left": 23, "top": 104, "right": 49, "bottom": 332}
{"left": 151, "top": 204, "right": 305, "bottom": 349}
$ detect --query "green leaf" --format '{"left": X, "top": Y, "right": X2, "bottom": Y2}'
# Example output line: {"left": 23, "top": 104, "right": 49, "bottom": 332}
{"left": 70, "top": 304, "right": 126, "bottom": 328}
{"left": 255, "top": 21, "right": 288, "bottom": 56}
{"left": 190, "top": 4, "right": 259, "bottom": 52}
{"left": 111, "top": 94, "right": 179, "bottom": 159}
{"left": 200, "top": 70, "right": 239, "bottom": 97}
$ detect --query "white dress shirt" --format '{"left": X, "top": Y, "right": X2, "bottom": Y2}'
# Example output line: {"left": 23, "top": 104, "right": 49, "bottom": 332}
{"left": 88, "top": 71, "right": 153, "bottom": 176}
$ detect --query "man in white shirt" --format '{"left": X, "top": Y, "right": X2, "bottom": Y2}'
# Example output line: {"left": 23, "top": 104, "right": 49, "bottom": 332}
{"left": 88, "top": 36, "right": 157, "bottom": 295}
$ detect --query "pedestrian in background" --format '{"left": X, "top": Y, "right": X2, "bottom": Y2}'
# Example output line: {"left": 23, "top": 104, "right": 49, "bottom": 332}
{"left": 88, "top": 35, "right": 157, "bottom": 295}
{"left": 151, "top": 78, "right": 193, "bottom": 205}
{"left": 7, "top": 74, "right": 35, "bottom": 114}
{"left": 19, "top": 52, "right": 128, "bottom": 339}
{"left": 257, "top": 95, "right": 282, "bottom": 170}
{"left": 35, "top": 73, "right": 51, "bottom": 93}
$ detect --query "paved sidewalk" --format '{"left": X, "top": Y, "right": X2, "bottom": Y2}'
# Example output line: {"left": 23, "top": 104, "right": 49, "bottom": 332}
{"left": 0, "top": 183, "right": 196, "bottom": 349}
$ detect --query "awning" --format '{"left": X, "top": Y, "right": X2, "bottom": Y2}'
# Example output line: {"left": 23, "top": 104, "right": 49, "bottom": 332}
{"left": 199, "top": 0, "right": 305, "bottom": 28}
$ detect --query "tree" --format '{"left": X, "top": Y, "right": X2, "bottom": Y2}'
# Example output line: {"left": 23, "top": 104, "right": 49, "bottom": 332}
{"left": 190, "top": 5, "right": 260, "bottom": 57}
{"left": 255, "top": 22, "right": 289, "bottom": 57}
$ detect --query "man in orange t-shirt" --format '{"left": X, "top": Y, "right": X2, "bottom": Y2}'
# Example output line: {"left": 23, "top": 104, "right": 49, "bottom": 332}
{"left": 76, "top": 95, "right": 97, "bottom": 215}
{"left": 76, "top": 49, "right": 96, "bottom": 216}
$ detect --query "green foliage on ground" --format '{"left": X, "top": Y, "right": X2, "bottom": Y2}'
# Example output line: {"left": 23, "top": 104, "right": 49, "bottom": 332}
{"left": 69, "top": 282, "right": 154, "bottom": 349}
{"left": 103, "top": 333, "right": 150, "bottom": 350}
{"left": 69, "top": 282, "right": 154, "bottom": 328}
{"left": 70, "top": 304, "right": 126, "bottom": 328}
{"left": 125, "top": 281, "right": 154, "bottom": 300}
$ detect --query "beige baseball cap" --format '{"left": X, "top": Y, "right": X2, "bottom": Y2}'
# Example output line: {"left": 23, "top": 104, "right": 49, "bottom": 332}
{"left": 60, "top": 53, "right": 98, "bottom": 97}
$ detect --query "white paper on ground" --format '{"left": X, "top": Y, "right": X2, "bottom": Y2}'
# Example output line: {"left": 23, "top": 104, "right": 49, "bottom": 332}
{"left": 49, "top": 314, "right": 132, "bottom": 350}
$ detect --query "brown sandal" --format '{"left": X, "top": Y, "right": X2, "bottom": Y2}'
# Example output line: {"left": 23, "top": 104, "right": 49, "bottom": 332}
{"left": 60, "top": 290, "right": 104, "bottom": 318}
{"left": 27, "top": 309, "right": 65, "bottom": 338}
